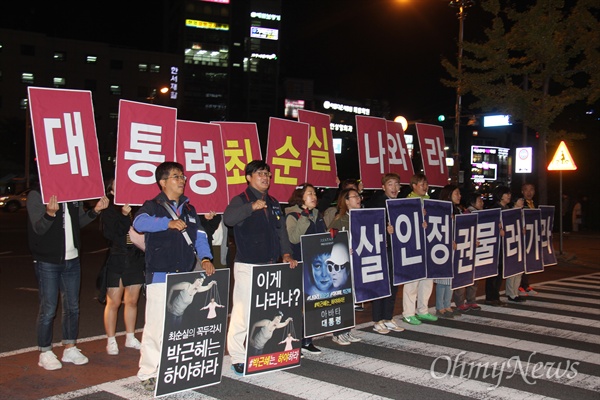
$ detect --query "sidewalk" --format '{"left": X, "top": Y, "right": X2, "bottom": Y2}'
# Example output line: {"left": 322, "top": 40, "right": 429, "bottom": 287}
{"left": 1, "top": 232, "right": 597, "bottom": 400}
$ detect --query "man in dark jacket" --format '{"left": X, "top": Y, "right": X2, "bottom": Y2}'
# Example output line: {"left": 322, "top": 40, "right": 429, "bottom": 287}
{"left": 28, "top": 187, "right": 109, "bottom": 370}
{"left": 133, "top": 161, "right": 214, "bottom": 391}
{"left": 223, "top": 160, "right": 297, "bottom": 375}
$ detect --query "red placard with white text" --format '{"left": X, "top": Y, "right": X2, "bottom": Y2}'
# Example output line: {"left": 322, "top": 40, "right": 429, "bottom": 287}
{"left": 265, "top": 117, "right": 309, "bottom": 201}
{"left": 297, "top": 110, "right": 337, "bottom": 188}
{"left": 386, "top": 120, "right": 414, "bottom": 184}
{"left": 212, "top": 122, "right": 262, "bottom": 202}
{"left": 356, "top": 116, "right": 389, "bottom": 189}
{"left": 175, "top": 120, "right": 229, "bottom": 213}
{"left": 27, "top": 87, "right": 105, "bottom": 203}
{"left": 114, "top": 100, "right": 177, "bottom": 205}
{"left": 415, "top": 123, "right": 449, "bottom": 187}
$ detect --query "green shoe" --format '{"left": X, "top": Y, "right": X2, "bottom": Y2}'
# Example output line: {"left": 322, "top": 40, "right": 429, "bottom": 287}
{"left": 403, "top": 315, "right": 422, "bottom": 325}
{"left": 416, "top": 312, "right": 438, "bottom": 322}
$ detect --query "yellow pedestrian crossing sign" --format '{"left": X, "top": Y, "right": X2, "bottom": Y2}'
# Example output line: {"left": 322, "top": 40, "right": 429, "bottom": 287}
{"left": 547, "top": 141, "right": 577, "bottom": 171}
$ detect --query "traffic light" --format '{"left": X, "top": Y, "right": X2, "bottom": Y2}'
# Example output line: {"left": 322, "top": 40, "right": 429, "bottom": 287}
{"left": 437, "top": 115, "right": 446, "bottom": 122}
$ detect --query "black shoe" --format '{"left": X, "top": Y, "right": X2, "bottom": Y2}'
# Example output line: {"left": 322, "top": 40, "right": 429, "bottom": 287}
{"left": 231, "top": 363, "right": 245, "bottom": 376}
{"left": 508, "top": 296, "right": 526, "bottom": 303}
{"left": 301, "top": 343, "right": 321, "bottom": 354}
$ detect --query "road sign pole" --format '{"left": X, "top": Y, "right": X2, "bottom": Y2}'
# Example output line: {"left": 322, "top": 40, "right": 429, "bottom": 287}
{"left": 559, "top": 170, "right": 563, "bottom": 255}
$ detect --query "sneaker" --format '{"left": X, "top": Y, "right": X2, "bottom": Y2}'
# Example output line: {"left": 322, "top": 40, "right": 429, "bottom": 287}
{"left": 403, "top": 315, "right": 422, "bottom": 325}
{"left": 300, "top": 350, "right": 305, "bottom": 358}
{"left": 416, "top": 313, "right": 438, "bottom": 322}
{"left": 436, "top": 310, "right": 454, "bottom": 319}
{"left": 383, "top": 319, "right": 405, "bottom": 332}
{"left": 496, "top": 300, "right": 507, "bottom": 307}
{"left": 302, "top": 343, "right": 322, "bottom": 354}
{"left": 231, "top": 363, "right": 245, "bottom": 376}
{"left": 518, "top": 287, "right": 529, "bottom": 296}
{"left": 141, "top": 377, "right": 156, "bottom": 391}
{"left": 354, "top": 304, "right": 364, "bottom": 311}
{"left": 106, "top": 341, "right": 119, "bottom": 356}
{"left": 373, "top": 320, "right": 390, "bottom": 334}
{"left": 332, "top": 333, "right": 351, "bottom": 345}
{"left": 62, "top": 346, "right": 89, "bottom": 365}
{"left": 346, "top": 331, "right": 363, "bottom": 342}
{"left": 125, "top": 337, "right": 142, "bottom": 350}
{"left": 38, "top": 351, "right": 62, "bottom": 370}
{"left": 457, "top": 304, "right": 471, "bottom": 312}
{"left": 526, "top": 287, "right": 538, "bottom": 295}
{"left": 448, "top": 307, "right": 462, "bottom": 317}
{"left": 467, "top": 303, "right": 481, "bottom": 311}
{"left": 508, "top": 296, "right": 526, "bottom": 303}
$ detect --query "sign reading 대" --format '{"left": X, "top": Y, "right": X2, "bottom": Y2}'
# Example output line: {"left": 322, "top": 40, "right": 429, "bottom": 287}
{"left": 27, "top": 87, "right": 105, "bottom": 203}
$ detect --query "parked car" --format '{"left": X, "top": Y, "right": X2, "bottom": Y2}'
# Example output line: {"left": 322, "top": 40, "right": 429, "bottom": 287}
{"left": 0, "top": 189, "right": 30, "bottom": 212}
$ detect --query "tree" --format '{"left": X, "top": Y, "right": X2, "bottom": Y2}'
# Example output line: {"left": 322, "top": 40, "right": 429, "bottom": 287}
{"left": 443, "top": 0, "right": 599, "bottom": 204}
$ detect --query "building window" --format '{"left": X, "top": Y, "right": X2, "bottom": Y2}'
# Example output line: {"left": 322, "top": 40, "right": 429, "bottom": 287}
{"left": 54, "top": 51, "right": 66, "bottom": 61}
{"left": 110, "top": 59, "right": 124, "bottom": 70}
{"left": 86, "top": 55, "right": 98, "bottom": 64}
{"left": 138, "top": 63, "right": 148, "bottom": 72}
{"left": 110, "top": 85, "right": 121, "bottom": 96}
{"left": 20, "top": 98, "right": 29, "bottom": 110}
{"left": 21, "top": 44, "right": 35, "bottom": 56}
{"left": 184, "top": 46, "right": 228, "bottom": 67}
{"left": 150, "top": 64, "right": 160, "bottom": 73}
{"left": 53, "top": 77, "right": 66, "bottom": 88}
{"left": 84, "top": 79, "right": 97, "bottom": 91}
{"left": 22, "top": 73, "right": 34, "bottom": 84}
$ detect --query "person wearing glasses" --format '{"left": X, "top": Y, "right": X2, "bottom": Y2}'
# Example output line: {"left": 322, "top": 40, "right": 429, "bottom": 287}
{"left": 132, "top": 161, "right": 215, "bottom": 391}
{"left": 223, "top": 160, "right": 297, "bottom": 376}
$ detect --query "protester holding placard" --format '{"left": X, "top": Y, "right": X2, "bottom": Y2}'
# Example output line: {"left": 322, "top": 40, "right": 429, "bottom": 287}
{"left": 364, "top": 173, "right": 406, "bottom": 334}
{"left": 285, "top": 183, "right": 329, "bottom": 353}
{"left": 519, "top": 183, "right": 539, "bottom": 296}
{"left": 101, "top": 179, "right": 145, "bottom": 356}
{"left": 132, "top": 161, "right": 215, "bottom": 391}
{"left": 223, "top": 160, "right": 297, "bottom": 376}
{"left": 402, "top": 173, "right": 438, "bottom": 325}
{"left": 484, "top": 186, "right": 525, "bottom": 306}
{"left": 434, "top": 185, "right": 463, "bottom": 319}
{"left": 28, "top": 187, "right": 109, "bottom": 371}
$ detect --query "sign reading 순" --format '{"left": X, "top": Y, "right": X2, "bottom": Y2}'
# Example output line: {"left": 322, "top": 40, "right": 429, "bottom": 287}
{"left": 301, "top": 231, "right": 355, "bottom": 338}
{"left": 539, "top": 206, "right": 557, "bottom": 266}
{"left": 156, "top": 270, "right": 230, "bottom": 397}
{"left": 245, "top": 263, "right": 304, "bottom": 376}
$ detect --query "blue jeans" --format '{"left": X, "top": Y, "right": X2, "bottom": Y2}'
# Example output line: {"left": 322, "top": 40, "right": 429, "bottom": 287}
{"left": 435, "top": 283, "right": 452, "bottom": 311}
{"left": 34, "top": 259, "right": 81, "bottom": 351}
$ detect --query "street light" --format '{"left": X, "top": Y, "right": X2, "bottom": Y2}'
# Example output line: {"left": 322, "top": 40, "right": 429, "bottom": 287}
{"left": 147, "top": 87, "right": 170, "bottom": 104}
{"left": 449, "top": 0, "right": 474, "bottom": 185}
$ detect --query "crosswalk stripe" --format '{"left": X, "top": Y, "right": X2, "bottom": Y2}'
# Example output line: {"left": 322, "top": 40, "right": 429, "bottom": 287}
{"left": 509, "top": 298, "right": 600, "bottom": 316}
{"left": 518, "top": 292, "right": 600, "bottom": 306}
{"left": 539, "top": 281, "right": 600, "bottom": 291}
{"left": 465, "top": 304, "right": 600, "bottom": 328}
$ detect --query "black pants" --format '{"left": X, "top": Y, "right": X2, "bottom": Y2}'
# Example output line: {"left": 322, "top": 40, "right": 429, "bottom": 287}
{"left": 485, "top": 257, "right": 504, "bottom": 301}
{"left": 372, "top": 248, "right": 398, "bottom": 321}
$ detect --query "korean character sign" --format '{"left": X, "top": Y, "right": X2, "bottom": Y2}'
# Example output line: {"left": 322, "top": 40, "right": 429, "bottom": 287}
{"left": 157, "top": 270, "right": 230, "bottom": 397}
{"left": 385, "top": 120, "right": 415, "bottom": 184}
{"left": 297, "top": 110, "right": 338, "bottom": 188}
{"left": 356, "top": 116, "right": 390, "bottom": 189}
{"left": 175, "top": 120, "right": 229, "bottom": 213}
{"left": 349, "top": 208, "right": 391, "bottom": 303}
{"left": 472, "top": 209, "right": 502, "bottom": 280}
{"left": 423, "top": 199, "right": 454, "bottom": 279}
{"left": 265, "top": 117, "right": 310, "bottom": 201}
{"left": 523, "top": 208, "right": 544, "bottom": 274}
{"left": 27, "top": 87, "right": 105, "bottom": 203}
{"left": 386, "top": 198, "right": 427, "bottom": 284}
{"left": 501, "top": 208, "right": 526, "bottom": 279}
{"left": 451, "top": 213, "right": 478, "bottom": 290}
{"left": 114, "top": 100, "right": 177, "bottom": 205}
{"left": 300, "top": 231, "right": 355, "bottom": 338}
{"left": 415, "top": 123, "right": 449, "bottom": 188}
{"left": 246, "top": 263, "right": 304, "bottom": 376}
{"left": 539, "top": 206, "right": 557, "bottom": 267}
{"left": 212, "top": 122, "right": 261, "bottom": 202}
